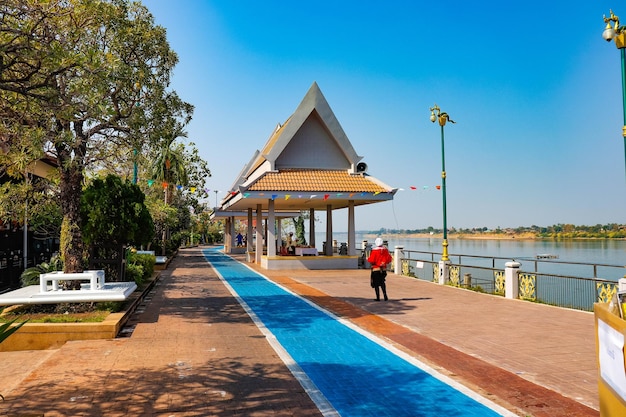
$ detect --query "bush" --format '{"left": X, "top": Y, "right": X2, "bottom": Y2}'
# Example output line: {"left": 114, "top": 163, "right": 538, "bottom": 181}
{"left": 127, "top": 252, "right": 155, "bottom": 284}
{"left": 125, "top": 262, "right": 145, "bottom": 285}
{"left": 20, "top": 256, "right": 63, "bottom": 287}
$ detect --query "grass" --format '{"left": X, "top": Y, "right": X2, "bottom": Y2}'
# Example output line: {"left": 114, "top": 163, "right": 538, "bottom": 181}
{"left": 0, "top": 300, "right": 126, "bottom": 324}
{"left": 0, "top": 309, "right": 111, "bottom": 323}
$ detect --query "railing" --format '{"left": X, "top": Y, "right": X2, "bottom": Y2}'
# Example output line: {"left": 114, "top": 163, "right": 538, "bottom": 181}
{"left": 398, "top": 249, "right": 623, "bottom": 312}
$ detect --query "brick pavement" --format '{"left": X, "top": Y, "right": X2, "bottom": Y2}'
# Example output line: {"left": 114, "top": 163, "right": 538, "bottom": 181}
{"left": 0, "top": 247, "right": 600, "bottom": 416}
{"left": 0, "top": 248, "right": 322, "bottom": 417}
{"left": 239, "top": 255, "right": 600, "bottom": 417}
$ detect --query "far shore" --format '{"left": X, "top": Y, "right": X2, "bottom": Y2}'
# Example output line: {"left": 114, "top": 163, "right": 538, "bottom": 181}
{"left": 362, "top": 232, "right": 625, "bottom": 241}
{"left": 364, "top": 232, "right": 538, "bottom": 240}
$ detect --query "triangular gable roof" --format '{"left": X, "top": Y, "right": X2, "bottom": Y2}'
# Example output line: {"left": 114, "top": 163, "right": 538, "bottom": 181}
{"left": 220, "top": 83, "right": 396, "bottom": 212}
{"left": 243, "top": 82, "right": 362, "bottom": 178}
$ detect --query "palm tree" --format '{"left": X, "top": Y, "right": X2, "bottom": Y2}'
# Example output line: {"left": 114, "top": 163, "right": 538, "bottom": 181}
{"left": 149, "top": 123, "right": 189, "bottom": 254}
{"left": 150, "top": 124, "right": 188, "bottom": 204}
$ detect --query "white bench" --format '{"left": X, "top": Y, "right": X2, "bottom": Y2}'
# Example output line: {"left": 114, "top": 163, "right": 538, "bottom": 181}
{"left": 295, "top": 247, "right": 318, "bottom": 256}
{"left": 39, "top": 270, "right": 105, "bottom": 293}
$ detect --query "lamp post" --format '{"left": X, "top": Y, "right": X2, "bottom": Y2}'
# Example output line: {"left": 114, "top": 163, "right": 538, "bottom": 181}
{"left": 602, "top": 10, "right": 626, "bottom": 288}
{"left": 429, "top": 104, "right": 455, "bottom": 262}
{"left": 602, "top": 9, "right": 626, "bottom": 181}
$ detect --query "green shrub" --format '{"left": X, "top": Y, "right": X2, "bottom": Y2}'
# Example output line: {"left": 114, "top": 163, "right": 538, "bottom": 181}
{"left": 125, "top": 262, "right": 145, "bottom": 285}
{"left": 127, "top": 253, "right": 155, "bottom": 280}
{"left": 20, "top": 256, "right": 63, "bottom": 287}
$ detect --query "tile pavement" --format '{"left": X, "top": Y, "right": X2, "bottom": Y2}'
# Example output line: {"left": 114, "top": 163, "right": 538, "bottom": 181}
{"left": 0, "top": 247, "right": 600, "bottom": 416}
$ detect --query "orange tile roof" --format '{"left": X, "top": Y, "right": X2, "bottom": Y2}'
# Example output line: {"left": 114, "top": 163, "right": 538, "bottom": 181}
{"left": 246, "top": 170, "right": 389, "bottom": 193}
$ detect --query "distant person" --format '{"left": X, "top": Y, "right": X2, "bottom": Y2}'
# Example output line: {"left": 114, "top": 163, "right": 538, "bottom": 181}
{"left": 286, "top": 232, "right": 296, "bottom": 255}
{"left": 236, "top": 232, "right": 243, "bottom": 247}
{"left": 367, "top": 237, "right": 392, "bottom": 301}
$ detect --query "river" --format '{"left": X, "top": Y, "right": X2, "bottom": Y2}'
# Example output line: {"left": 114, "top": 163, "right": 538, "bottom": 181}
{"left": 314, "top": 232, "right": 626, "bottom": 281}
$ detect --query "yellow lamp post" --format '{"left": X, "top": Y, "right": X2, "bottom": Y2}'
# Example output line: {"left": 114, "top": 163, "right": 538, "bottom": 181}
{"left": 602, "top": 9, "right": 626, "bottom": 181}
{"left": 429, "top": 104, "right": 455, "bottom": 262}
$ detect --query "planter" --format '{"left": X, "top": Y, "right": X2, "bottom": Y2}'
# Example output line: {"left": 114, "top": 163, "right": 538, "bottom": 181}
{"left": 0, "top": 272, "right": 160, "bottom": 352}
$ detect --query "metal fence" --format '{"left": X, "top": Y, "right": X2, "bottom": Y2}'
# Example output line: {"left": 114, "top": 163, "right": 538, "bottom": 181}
{"left": 398, "top": 249, "right": 623, "bottom": 312}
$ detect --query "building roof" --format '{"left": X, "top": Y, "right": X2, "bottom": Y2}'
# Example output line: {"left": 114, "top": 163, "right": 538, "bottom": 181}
{"left": 219, "top": 82, "right": 396, "bottom": 213}
{"left": 247, "top": 169, "right": 388, "bottom": 193}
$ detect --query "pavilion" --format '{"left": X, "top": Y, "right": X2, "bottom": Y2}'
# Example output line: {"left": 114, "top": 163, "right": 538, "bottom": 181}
{"left": 213, "top": 82, "right": 397, "bottom": 269}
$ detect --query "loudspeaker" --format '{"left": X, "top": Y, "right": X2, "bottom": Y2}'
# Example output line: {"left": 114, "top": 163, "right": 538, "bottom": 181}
{"left": 356, "top": 162, "right": 368, "bottom": 173}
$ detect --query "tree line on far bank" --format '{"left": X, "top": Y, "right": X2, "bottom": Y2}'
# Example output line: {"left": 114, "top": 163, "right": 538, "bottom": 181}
{"left": 366, "top": 223, "right": 626, "bottom": 239}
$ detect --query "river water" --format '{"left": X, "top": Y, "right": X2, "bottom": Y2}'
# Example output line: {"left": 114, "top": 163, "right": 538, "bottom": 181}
{"left": 314, "top": 232, "right": 626, "bottom": 281}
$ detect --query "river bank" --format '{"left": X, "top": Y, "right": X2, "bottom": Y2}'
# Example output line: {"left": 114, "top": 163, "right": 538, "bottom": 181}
{"left": 366, "top": 232, "right": 539, "bottom": 240}
{"left": 364, "top": 233, "right": 626, "bottom": 241}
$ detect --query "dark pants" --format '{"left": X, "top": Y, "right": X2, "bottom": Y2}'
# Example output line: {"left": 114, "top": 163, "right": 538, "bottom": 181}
{"left": 370, "top": 270, "right": 388, "bottom": 301}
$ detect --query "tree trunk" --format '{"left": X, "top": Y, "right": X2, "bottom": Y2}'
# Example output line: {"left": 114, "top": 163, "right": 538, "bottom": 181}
{"left": 59, "top": 163, "right": 85, "bottom": 281}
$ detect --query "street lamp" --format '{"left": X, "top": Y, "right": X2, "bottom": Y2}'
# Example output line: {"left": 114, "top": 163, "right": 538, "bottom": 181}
{"left": 430, "top": 104, "right": 455, "bottom": 262}
{"left": 602, "top": 9, "right": 626, "bottom": 287}
{"left": 602, "top": 9, "right": 626, "bottom": 180}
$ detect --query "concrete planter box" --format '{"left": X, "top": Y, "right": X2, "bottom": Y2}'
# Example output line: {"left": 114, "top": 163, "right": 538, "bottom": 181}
{"left": 0, "top": 272, "right": 160, "bottom": 352}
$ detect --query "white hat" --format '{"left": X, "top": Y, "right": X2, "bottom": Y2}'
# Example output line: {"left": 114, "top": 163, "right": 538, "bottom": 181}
{"left": 375, "top": 237, "right": 383, "bottom": 247}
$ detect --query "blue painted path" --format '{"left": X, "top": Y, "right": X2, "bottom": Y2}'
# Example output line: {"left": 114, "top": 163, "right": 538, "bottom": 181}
{"left": 203, "top": 248, "right": 512, "bottom": 417}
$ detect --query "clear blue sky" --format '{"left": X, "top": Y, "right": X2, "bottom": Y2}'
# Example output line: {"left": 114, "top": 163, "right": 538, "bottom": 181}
{"left": 142, "top": 0, "right": 626, "bottom": 232}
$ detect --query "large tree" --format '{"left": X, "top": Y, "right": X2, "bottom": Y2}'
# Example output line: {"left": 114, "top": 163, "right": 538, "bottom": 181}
{"left": 0, "top": 0, "right": 192, "bottom": 272}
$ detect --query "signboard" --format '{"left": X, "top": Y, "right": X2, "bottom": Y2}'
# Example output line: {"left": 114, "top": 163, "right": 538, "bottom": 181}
{"left": 598, "top": 319, "right": 626, "bottom": 401}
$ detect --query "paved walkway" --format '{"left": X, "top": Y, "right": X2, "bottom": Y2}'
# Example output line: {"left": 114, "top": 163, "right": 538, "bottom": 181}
{"left": 0, "top": 247, "right": 599, "bottom": 416}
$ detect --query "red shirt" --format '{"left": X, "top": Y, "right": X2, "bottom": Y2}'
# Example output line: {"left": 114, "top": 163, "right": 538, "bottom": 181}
{"left": 368, "top": 246, "right": 392, "bottom": 268}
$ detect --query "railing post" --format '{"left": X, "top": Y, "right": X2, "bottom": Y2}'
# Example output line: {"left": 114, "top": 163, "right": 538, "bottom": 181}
{"left": 619, "top": 277, "right": 626, "bottom": 292}
{"left": 438, "top": 260, "right": 450, "bottom": 285}
{"left": 463, "top": 273, "right": 472, "bottom": 288}
{"left": 394, "top": 246, "right": 404, "bottom": 275}
{"left": 505, "top": 261, "right": 521, "bottom": 299}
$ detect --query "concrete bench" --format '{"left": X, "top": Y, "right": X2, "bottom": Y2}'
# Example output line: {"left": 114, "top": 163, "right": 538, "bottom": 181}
{"left": 39, "top": 270, "right": 105, "bottom": 293}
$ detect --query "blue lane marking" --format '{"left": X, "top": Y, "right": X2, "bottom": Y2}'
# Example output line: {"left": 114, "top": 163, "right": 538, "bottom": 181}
{"left": 203, "top": 248, "right": 509, "bottom": 417}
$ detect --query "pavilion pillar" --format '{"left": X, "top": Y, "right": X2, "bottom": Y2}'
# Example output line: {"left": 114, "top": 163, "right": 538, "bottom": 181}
{"left": 255, "top": 204, "right": 263, "bottom": 264}
{"left": 247, "top": 208, "right": 253, "bottom": 253}
{"left": 224, "top": 217, "right": 231, "bottom": 253}
{"left": 325, "top": 204, "right": 333, "bottom": 256}
{"left": 309, "top": 208, "right": 315, "bottom": 248}
{"left": 347, "top": 200, "right": 356, "bottom": 256}
{"left": 267, "top": 199, "right": 276, "bottom": 257}
{"left": 229, "top": 216, "right": 235, "bottom": 253}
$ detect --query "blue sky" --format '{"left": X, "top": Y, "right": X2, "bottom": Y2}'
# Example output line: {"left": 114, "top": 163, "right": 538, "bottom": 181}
{"left": 142, "top": 0, "right": 626, "bottom": 232}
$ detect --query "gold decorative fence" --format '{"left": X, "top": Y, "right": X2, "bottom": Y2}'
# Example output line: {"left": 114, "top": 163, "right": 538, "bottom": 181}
{"left": 396, "top": 249, "right": 623, "bottom": 312}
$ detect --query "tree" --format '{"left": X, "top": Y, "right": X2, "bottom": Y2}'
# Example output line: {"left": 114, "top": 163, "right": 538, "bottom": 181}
{"left": 145, "top": 121, "right": 210, "bottom": 254}
{"left": 80, "top": 174, "right": 153, "bottom": 248}
{"left": 149, "top": 122, "right": 189, "bottom": 205}
{"left": 292, "top": 213, "right": 308, "bottom": 246}
{"left": 0, "top": 0, "right": 191, "bottom": 273}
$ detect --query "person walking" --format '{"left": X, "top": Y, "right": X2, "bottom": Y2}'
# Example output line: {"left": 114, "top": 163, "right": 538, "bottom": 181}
{"left": 367, "top": 237, "right": 392, "bottom": 301}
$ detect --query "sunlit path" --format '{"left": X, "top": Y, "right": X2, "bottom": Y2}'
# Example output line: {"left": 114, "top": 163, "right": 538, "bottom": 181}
{"left": 203, "top": 247, "right": 515, "bottom": 417}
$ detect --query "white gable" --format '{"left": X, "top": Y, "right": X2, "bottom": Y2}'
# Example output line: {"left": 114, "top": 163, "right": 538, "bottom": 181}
{"left": 263, "top": 82, "right": 362, "bottom": 169}
{"left": 276, "top": 111, "right": 349, "bottom": 169}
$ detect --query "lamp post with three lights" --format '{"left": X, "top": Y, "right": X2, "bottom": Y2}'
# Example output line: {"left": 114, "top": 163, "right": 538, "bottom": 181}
{"left": 602, "top": 9, "right": 626, "bottom": 180}
{"left": 430, "top": 104, "right": 455, "bottom": 283}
